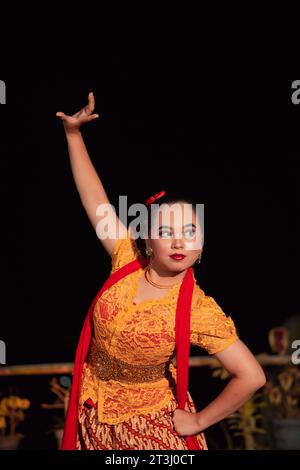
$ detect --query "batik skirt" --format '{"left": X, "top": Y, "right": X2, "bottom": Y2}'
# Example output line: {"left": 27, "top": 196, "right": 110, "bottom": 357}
{"left": 76, "top": 391, "right": 208, "bottom": 450}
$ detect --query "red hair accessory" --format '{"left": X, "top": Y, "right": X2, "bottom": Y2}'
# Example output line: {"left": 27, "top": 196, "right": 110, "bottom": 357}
{"left": 146, "top": 190, "right": 166, "bottom": 206}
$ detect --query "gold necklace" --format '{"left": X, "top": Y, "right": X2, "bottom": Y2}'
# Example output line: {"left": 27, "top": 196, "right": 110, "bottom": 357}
{"left": 144, "top": 265, "right": 182, "bottom": 289}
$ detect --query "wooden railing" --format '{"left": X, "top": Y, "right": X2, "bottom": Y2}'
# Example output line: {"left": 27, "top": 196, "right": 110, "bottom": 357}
{"left": 0, "top": 354, "right": 292, "bottom": 377}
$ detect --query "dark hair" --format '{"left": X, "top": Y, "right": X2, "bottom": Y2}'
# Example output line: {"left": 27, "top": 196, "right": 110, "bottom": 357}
{"left": 134, "top": 190, "right": 203, "bottom": 259}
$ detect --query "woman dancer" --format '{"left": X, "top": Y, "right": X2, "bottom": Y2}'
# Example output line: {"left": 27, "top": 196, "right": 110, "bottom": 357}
{"left": 56, "top": 93, "right": 266, "bottom": 450}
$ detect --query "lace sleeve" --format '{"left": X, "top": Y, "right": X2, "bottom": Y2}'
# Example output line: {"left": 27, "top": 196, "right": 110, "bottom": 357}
{"left": 190, "top": 290, "right": 239, "bottom": 355}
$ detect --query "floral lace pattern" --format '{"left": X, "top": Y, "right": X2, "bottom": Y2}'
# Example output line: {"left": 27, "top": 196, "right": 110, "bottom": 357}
{"left": 79, "top": 230, "right": 239, "bottom": 424}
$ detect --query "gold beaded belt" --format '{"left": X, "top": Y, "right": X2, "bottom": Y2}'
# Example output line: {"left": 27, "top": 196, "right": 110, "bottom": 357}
{"left": 86, "top": 340, "right": 169, "bottom": 384}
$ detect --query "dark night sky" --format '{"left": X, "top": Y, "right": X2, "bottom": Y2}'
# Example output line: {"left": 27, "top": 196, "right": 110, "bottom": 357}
{"left": 0, "top": 50, "right": 299, "bottom": 366}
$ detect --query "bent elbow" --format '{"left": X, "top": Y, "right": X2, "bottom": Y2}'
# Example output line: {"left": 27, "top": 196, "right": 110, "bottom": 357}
{"left": 239, "top": 367, "right": 267, "bottom": 392}
{"left": 253, "top": 369, "right": 267, "bottom": 390}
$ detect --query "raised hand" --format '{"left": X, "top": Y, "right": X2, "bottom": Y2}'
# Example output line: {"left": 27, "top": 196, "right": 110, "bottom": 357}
{"left": 56, "top": 92, "right": 99, "bottom": 134}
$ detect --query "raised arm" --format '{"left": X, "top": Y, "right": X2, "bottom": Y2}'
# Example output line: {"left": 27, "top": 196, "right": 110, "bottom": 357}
{"left": 56, "top": 92, "right": 127, "bottom": 256}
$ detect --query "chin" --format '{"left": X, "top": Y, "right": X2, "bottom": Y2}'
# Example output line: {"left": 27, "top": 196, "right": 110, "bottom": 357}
{"left": 167, "top": 262, "right": 188, "bottom": 273}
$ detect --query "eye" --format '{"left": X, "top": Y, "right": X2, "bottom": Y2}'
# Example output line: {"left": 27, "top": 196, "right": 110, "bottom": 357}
{"left": 184, "top": 229, "right": 196, "bottom": 239}
{"left": 159, "top": 230, "right": 171, "bottom": 238}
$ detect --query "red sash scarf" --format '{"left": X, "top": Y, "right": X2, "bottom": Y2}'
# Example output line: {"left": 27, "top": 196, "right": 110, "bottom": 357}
{"left": 61, "top": 256, "right": 202, "bottom": 450}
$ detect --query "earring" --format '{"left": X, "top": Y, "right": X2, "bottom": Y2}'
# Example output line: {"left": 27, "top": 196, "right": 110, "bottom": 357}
{"left": 146, "top": 247, "right": 153, "bottom": 257}
{"left": 195, "top": 253, "right": 202, "bottom": 264}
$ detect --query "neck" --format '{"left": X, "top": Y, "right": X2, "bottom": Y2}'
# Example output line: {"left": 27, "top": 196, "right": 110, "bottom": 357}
{"left": 147, "top": 263, "right": 187, "bottom": 286}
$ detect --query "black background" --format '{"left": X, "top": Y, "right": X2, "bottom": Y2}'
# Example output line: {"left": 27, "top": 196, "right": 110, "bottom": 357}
{"left": 1, "top": 66, "right": 299, "bottom": 365}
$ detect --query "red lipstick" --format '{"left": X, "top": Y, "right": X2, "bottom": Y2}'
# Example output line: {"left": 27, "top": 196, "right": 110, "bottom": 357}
{"left": 170, "top": 254, "right": 186, "bottom": 261}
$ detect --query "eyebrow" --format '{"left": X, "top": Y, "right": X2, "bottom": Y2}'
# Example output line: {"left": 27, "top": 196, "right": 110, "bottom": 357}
{"left": 158, "top": 223, "right": 197, "bottom": 230}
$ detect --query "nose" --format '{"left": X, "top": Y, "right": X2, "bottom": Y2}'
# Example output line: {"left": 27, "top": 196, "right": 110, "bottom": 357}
{"left": 171, "top": 236, "right": 184, "bottom": 249}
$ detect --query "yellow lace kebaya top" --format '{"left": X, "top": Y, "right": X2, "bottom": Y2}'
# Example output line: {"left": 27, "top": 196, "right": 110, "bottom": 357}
{"left": 79, "top": 230, "right": 239, "bottom": 424}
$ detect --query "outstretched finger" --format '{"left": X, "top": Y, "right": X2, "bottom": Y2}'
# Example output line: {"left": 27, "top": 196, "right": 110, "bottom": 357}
{"left": 87, "top": 91, "right": 95, "bottom": 114}
{"left": 56, "top": 112, "right": 67, "bottom": 121}
{"left": 87, "top": 113, "right": 99, "bottom": 121}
